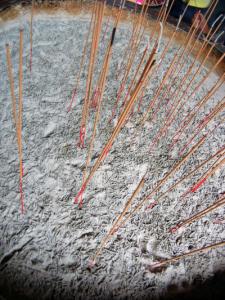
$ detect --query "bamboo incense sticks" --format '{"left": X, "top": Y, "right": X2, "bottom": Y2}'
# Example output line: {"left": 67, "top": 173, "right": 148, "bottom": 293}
{"left": 180, "top": 154, "right": 225, "bottom": 200}
{"left": 106, "top": 136, "right": 206, "bottom": 234}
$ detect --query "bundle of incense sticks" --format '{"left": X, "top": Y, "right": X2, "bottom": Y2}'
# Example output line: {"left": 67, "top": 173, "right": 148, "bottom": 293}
{"left": 74, "top": 30, "right": 159, "bottom": 205}
{"left": 6, "top": 29, "right": 24, "bottom": 213}
{"left": 77, "top": 11, "right": 122, "bottom": 208}
{"left": 67, "top": 1, "right": 225, "bottom": 267}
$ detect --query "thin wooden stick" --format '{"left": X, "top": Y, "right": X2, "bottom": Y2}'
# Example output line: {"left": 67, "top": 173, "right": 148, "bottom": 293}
{"left": 67, "top": 5, "right": 94, "bottom": 112}
{"left": 133, "top": 3, "right": 192, "bottom": 119}
{"left": 115, "top": 0, "right": 148, "bottom": 79}
{"left": 164, "top": 0, "right": 219, "bottom": 94}
{"left": 180, "top": 154, "right": 225, "bottom": 200}
{"left": 6, "top": 44, "right": 18, "bottom": 127}
{"left": 115, "top": 19, "right": 163, "bottom": 120}
{"left": 30, "top": 0, "right": 34, "bottom": 72}
{"left": 155, "top": 22, "right": 199, "bottom": 111}
{"left": 101, "top": 0, "right": 116, "bottom": 44}
{"left": 162, "top": 20, "right": 225, "bottom": 131}
{"left": 140, "top": 18, "right": 197, "bottom": 124}
{"left": 18, "top": 28, "right": 24, "bottom": 213}
{"left": 90, "top": 174, "right": 145, "bottom": 265}
{"left": 171, "top": 195, "right": 225, "bottom": 232}
{"left": 5, "top": 29, "right": 24, "bottom": 213}
{"left": 120, "top": 44, "right": 149, "bottom": 111}
{"left": 149, "top": 241, "right": 225, "bottom": 271}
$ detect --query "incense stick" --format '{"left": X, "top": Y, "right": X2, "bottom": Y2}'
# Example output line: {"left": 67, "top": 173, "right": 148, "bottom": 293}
{"left": 5, "top": 29, "right": 24, "bottom": 213}
{"left": 30, "top": 0, "right": 34, "bottom": 72}
{"left": 149, "top": 241, "right": 225, "bottom": 271}
{"left": 171, "top": 195, "right": 225, "bottom": 232}
{"left": 178, "top": 101, "right": 225, "bottom": 157}
{"left": 90, "top": 174, "right": 145, "bottom": 265}
{"left": 67, "top": 5, "right": 94, "bottom": 112}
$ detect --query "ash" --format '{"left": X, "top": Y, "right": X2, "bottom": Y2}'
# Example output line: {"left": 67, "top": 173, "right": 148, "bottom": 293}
{"left": 0, "top": 6, "right": 224, "bottom": 300}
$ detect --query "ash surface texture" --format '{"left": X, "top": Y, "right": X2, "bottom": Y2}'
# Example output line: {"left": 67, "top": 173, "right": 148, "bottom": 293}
{"left": 0, "top": 5, "right": 225, "bottom": 300}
